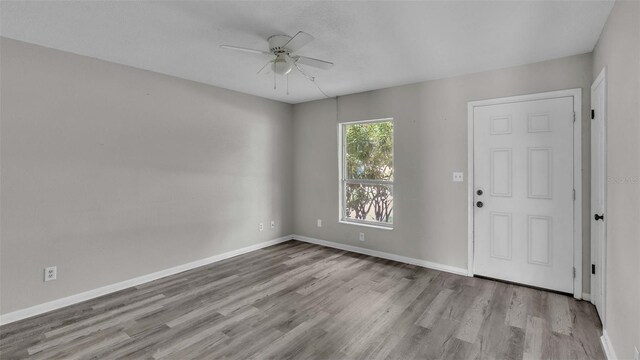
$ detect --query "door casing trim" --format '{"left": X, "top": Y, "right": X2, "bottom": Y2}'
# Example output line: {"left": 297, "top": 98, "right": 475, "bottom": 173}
{"left": 466, "top": 88, "right": 583, "bottom": 299}
{"left": 590, "top": 67, "right": 607, "bottom": 323}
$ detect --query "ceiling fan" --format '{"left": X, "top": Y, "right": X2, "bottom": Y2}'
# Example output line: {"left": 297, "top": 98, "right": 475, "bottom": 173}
{"left": 221, "top": 31, "right": 334, "bottom": 94}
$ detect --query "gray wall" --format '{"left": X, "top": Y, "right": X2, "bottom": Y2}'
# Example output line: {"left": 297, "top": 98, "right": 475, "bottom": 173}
{"left": 0, "top": 34, "right": 612, "bottom": 321}
{"left": 293, "top": 53, "right": 593, "bottom": 290}
{"left": 0, "top": 38, "right": 294, "bottom": 314}
{"left": 592, "top": 1, "right": 640, "bottom": 358}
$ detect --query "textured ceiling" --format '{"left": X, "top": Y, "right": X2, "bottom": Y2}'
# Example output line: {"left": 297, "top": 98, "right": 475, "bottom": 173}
{"left": 1, "top": 1, "right": 613, "bottom": 104}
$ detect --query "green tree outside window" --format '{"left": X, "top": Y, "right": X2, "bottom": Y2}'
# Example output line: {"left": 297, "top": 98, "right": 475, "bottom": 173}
{"left": 342, "top": 120, "right": 394, "bottom": 225}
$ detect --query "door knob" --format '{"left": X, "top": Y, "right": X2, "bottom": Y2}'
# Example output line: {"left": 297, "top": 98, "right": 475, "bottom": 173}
{"left": 476, "top": 189, "right": 483, "bottom": 196}
{"left": 594, "top": 213, "right": 604, "bottom": 221}
{"left": 476, "top": 201, "right": 484, "bottom": 208}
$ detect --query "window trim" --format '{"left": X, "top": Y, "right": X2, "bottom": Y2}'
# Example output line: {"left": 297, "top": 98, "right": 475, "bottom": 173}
{"left": 338, "top": 118, "right": 395, "bottom": 229}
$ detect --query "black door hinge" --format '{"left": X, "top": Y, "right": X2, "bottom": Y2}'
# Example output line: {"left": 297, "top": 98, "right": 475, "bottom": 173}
{"left": 592, "top": 264, "right": 596, "bottom": 275}
{"left": 591, "top": 109, "right": 595, "bottom": 119}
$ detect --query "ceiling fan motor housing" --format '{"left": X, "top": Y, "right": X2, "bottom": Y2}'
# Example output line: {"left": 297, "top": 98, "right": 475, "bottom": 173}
{"left": 267, "top": 35, "right": 293, "bottom": 54}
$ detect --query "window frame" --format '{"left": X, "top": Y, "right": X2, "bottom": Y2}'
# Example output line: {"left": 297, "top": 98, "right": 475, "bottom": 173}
{"left": 338, "top": 118, "right": 395, "bottom": 230}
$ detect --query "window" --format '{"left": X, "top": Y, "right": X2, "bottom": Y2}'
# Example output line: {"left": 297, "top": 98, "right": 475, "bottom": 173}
{"left": 339, "top": 119, "right": 394, "bottom": 228}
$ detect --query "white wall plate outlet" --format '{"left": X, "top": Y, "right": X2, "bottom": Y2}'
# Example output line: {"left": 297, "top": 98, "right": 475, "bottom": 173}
{"left": 359, "top": 232, "right": 365, "bottom": 241}
{"left": 453, "top": 172, "right": 464, "bottom": 182}
{"left": 44, "top": 266, "right": 57, "bottom": 282}
{"left": 317, "top": 219, "right": 322, "bottom": 227}
{"left": 270, "top": 220, "right": 275, "bottom": 229}
{"left": 258, "top": 223, "right": 264, "bottom": 231}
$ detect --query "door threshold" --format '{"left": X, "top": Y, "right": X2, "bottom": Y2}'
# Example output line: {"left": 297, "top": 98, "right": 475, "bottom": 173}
{"left": 474, "top": 275, "right": 573, "bottom": 298}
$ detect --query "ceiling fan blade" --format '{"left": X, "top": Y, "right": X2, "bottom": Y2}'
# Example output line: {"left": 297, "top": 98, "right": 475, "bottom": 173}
{"left": 283, "top": 31, "right": 314, "bottom": 52}
{"left": 220, "top": 45, "right": 270, "bottom": 55}
{"left": 257, "top": 61, "right": 272, "bottom": 75}
{"left": 295, "top": 55, "right": 334, "bottom": 70}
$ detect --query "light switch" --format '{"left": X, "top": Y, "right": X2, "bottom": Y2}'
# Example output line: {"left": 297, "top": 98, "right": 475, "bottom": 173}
{"left": 453, "top": 172, "right": 464, "bottom": 182}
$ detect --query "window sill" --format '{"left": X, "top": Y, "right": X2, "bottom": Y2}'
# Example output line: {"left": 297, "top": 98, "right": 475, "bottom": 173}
{"left": 339, "top": 220, "right": 394, "bottom": 230}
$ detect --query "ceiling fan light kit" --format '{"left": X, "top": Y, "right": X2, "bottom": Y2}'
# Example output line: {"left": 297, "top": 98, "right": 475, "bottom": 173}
{"left": 221, "top": 31, "right": 334, "bottom": 97}
{"left": 272, "top": 55, "right": 292, "bottom": 75}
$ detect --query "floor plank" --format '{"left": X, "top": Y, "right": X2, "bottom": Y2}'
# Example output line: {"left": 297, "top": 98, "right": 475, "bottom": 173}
{"left": 0, "top": 240, "right": 604, "bottom": 359}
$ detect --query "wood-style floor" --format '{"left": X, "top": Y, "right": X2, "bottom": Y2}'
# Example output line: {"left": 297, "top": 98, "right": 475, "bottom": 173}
{"left": 0, "top": 240, "right": 604, "bottom": 360}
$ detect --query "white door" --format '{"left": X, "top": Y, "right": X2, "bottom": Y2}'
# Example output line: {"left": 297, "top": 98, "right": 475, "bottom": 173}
{"left": 473, "top": 96, "right": 575, "bottom": 293}
{"left": 591, "top": 69, "right": 606, "bottom": 320}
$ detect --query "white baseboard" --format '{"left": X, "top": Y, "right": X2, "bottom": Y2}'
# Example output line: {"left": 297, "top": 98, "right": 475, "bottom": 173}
{"left": 0, "top": 235, "right": 293, "bottom": 326}
{"left": 293, "top": 234, "right": 469, "bottom": 277}
{"left": 601, "top": 330, "right": 618, "bottom": 360}
{"left": 582, "top": 292, "right": 591, "bottom": 301}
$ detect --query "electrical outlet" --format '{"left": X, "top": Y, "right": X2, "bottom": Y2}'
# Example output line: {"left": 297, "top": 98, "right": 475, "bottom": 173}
{"left": 259, "top": 223, "right": 264, "bottom": 231}
{"left": 453, "top": 172, "right": 464, "bottom": 182}
{"left": 44, "top": 266, "right": 57, "bottom": 282}
{"left": 270, "top": 220, "right": 275, "bottom": 229}
{"left": 359, "top": 232, "right": 365, "bottom": 241}
{"left": 317, "top": 219, "right": 322, "bottom": 227}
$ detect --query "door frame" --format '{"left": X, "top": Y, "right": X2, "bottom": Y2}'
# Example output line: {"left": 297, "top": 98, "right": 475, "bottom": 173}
{"left": 590, "top": 67, "right": 607, "bottom": 321}
{"left": 466, "top": 88, "right": 583, "bottom": 299}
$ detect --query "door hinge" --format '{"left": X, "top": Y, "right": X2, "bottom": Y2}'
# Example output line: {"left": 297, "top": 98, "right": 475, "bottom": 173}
{"left": 573, "top": 267, "right": 576, "bottom": 278}
{"left": 573, "top": 111, "right": 576, "bottom": 122}
{"left": 592, "top": 264, "right": 596, "bottom": 275}
{"left": 573, "top": 189, "right": 576, "bottom": 201}
{"left": 591, "top": 109, "right": 595, "bottom": 119}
